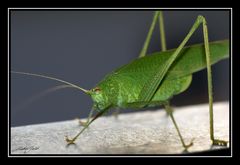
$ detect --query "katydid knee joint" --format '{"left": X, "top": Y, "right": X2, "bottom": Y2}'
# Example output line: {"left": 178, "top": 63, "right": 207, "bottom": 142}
{"left": 197, "top": 15, "right": 206, "bottom": 24}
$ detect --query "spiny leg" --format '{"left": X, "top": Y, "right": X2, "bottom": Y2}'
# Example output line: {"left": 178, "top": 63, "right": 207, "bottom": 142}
{"left": 139, "top": 11, "right": 167, "bottom": 58}
{"left": 164, "top": 102, "right": 193, "bottom": 150}
{"left": 138, "top": 15, "right": 228, "bottom": 147}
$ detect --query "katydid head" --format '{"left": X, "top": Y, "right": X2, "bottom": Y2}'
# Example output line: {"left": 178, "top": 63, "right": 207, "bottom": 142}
{"left": 89, "top": 86, "right": 111, "bottom": 111}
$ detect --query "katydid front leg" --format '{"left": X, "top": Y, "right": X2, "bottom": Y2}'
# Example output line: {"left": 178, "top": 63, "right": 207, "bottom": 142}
{"left": 66, "top": 108, "right": 108, "bottom": 144}
{"left": 138, "top": 15, "right": 227, "bottom": 147}
{"left": 79, "top": 108, "right": 120, "bottom": 128}
{"left": 78, "top": 108, "right": 94, "bottom": 127}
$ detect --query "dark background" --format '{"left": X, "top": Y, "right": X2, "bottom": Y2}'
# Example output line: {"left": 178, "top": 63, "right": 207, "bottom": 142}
{"left": 11, "top": 10, "right": 229, "bottom": 126}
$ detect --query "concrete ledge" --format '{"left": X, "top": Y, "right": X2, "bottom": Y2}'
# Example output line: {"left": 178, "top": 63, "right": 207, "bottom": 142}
{"left": 11, "top": 102, "right": 229, "bottom": 154}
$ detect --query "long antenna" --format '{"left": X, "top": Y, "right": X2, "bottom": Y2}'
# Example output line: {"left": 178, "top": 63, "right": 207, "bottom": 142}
{"left": 11, "top": 71, "right": 90, "bottom": 94}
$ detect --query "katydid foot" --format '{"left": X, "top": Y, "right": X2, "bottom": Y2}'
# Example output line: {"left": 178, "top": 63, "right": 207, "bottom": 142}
{"left": 182, "top": 138, "right": 194, "bottom": 150}
{"left": 212, "top": 139, "right": 228, "bottom": 146}
{"left": 65, "top": 136, "right": 76, "bottom": 145}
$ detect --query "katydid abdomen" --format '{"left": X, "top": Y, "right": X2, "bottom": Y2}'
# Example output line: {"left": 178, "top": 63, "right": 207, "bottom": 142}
{"left": 93, "top": 40, "right": 229, "bottom": 110}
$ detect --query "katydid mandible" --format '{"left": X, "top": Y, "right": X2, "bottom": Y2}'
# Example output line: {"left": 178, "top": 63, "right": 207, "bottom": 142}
{"left": 12, "top": 11, "right": 229, "bottom": 150}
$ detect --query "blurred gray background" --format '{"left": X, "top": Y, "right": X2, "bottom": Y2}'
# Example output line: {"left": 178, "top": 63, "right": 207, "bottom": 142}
{"left": 11, "top": 10, "right": 230, "bottom": 126}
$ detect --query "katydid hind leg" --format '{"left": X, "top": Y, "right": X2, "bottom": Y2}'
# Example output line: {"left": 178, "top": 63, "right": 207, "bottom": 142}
{"left": 138, "top": 15, "right": 228, "bottom": 146}
{"left": 139, "top": 11, "right": 167, "bottom": 58}
{"left": 201, "top": 17, "right": 228, "bottom": 146}
{"left": 164, "top": 102, "right": 194, "bottom": 150}
{"left": 159, "top": 11, "right": 167, "bottom": 51}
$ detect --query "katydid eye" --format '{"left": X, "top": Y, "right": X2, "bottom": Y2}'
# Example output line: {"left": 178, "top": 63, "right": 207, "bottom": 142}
{"left": 94, "top": 87, "right": 101, "bottom": 92}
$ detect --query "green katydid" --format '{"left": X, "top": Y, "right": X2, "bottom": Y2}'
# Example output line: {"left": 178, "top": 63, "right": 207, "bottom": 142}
{"left": 11, "top": 11, "right": 229, "bottom": 150}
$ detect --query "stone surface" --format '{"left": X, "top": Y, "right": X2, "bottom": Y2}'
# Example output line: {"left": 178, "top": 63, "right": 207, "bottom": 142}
{"left": 11, "top": 102, "right": 230, "bottom": 154}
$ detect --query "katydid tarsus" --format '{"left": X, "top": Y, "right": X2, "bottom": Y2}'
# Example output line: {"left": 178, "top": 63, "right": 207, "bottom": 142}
{"left": 11, "top": 11, "right": 229, "bottom": 150}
